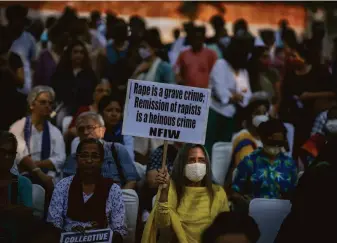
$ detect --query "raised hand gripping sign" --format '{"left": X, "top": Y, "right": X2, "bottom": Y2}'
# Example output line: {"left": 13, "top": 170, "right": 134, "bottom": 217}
{"left": 60, "top": 228, "right": 113, "bottom": 243}
{"left": 122, "top": 79, "right": 211, "bottom": 144}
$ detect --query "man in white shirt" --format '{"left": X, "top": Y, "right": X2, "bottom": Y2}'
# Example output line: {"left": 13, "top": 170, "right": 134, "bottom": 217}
{"left": 10, "top": 86, "right": 66, "bottom": 186}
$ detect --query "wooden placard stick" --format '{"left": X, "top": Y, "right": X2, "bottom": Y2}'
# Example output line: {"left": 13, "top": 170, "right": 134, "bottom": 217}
{"left": 160, "top": 140, "right": 169, "bottom": 189}
{"left": 161, "top": 140, "right": 169, "bottom": 168}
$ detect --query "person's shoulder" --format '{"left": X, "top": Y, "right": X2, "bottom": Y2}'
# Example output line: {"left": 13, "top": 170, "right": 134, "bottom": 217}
{"left": 10, "top": 117, "right": 26, "bottom": 132}
{"left": 180, "top": 48, "right": 192, "bottom": 56}
{"left": 158, "top": 60, "right": 172, "bottom": 70}
{"left": 110, "top": 183, "right": 122, "bottom": 193}
{"left": 212, "top": 183, "right": 225, "bottom": 194}
{"left": 23, "top": 31, "right": 35, "bottom": 41}
{"left": 204, "top": 47, "right": 217, "bottom": 56}
{"left": 232, "top": 129, "right": 252, "bottom": 144}
{"left": 105, "top": 141, "right": 122, "bottom": 150}
{"left": 17, "top": 174, "right": 32, "bottom": 187}
{"left": 244, "top": 148, "right": 262, "bottom": 160}
{"left": 48, "top": 122, "right": 64, "bottom": 138}
{"left": 214, "top": 58, "right": 228, "bottom": 68}
{"left": 55, "top": 176, "right": 74, "bottom": 190}
{"left": 104, "top": 141, "right": 129, "bottom": 155}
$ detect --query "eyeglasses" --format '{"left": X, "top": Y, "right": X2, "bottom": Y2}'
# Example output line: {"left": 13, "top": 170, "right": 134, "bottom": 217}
{"left": 36, "top": 99, "right": 53, "bottom": 106}
{"left": 77, "top": 125, "right": 100, "bottom": 134}
{"left": 77, "top": 153, "right": 101, "bottom": 162}
{"left": 0, "top": 149, "right": 17, "bottom": 159}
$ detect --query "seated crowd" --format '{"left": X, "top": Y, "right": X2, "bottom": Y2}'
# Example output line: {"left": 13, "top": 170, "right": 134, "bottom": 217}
{"left": 1, "top": 3, "right": 337, "bottom": 243}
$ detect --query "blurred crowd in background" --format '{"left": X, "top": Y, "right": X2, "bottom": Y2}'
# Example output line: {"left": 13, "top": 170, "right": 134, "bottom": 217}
{"left": 0, "top": 3, "right": 337, "bottom": 243}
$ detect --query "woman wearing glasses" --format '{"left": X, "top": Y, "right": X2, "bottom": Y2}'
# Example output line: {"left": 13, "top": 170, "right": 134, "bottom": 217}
{"left": 47, "top": 138, "right": 127, "bottom": 242}
{"left": 9, "top": 86, "right": 66, "bottom": 187}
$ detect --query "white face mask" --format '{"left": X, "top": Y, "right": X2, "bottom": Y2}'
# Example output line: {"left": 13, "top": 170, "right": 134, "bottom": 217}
{"left": 185, "top": 163, "right": 207, "bottom": 182}
{"left": 252, "top": 114, "right": 269, "bottom": 128}
{"left": 326, "top": 119, "right": 337, "bottom": 134}
{"left": 138, "top": 47, "right": 152, "bottom": 60}
{"left": 264, "top": 146, "right": 283, "bottom": 156}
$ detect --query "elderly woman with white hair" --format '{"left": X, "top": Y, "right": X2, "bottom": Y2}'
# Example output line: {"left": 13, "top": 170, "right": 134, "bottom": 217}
{"left": 9, "top": 85, "right": 66, "bottom": 185}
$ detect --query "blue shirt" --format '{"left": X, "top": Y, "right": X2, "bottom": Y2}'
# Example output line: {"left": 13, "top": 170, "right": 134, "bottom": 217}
{"left": 8, "top": 174, "right": 33, "bottom": 208}
{"left": 232, "top": 148, "right": 298, "bottom": 199}
{"left": 63, "top": 141, "right": 140, "bottom": 186}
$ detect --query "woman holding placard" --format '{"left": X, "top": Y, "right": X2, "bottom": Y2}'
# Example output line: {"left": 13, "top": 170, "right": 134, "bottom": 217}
{"left": 47, "top": 138, "right": 127, "bottom": 242}
{"left": 141, "top": 144, "right": 229, "bottom": 243}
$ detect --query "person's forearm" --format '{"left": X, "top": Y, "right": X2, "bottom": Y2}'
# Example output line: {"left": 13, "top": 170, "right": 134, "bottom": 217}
{"left": 122, "top": 181, "right": 136, "bottom": 190}
{"left": 313, "top": 91, "right": 336, "bottom": 99}
{"left": 155, "top": 196, "right": 171, "bottom": 228}
{"left": 21, "top": 156, "right": 54, "bottom": 190}
{"left": 19, "top": 156, "right": 35, "bottom": 171}
{"left": 35, "top": 160, "right": 56, "bottom": 170}
{"left": 32, "top": 169, "right": 54, "bottom": 192}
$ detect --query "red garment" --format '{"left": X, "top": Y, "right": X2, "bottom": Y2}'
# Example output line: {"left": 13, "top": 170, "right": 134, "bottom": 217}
{"left": 175, "top": 47, "right": 217, "bottom": 88}
{"left": 69, "top": 106, "right": 91, "bottom": 128}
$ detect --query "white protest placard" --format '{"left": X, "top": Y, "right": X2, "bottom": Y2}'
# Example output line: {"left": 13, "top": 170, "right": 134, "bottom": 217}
{"left": 122, "top": 79, "right": 211, "bottom": 144}
{"left": 60, "top": 228, "right": 113, "bottom": 243}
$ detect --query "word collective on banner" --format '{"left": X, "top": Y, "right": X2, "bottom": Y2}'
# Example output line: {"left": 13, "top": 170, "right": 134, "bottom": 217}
{"left": 122, "top": 79, "right": 211, "bottom": 144}
{"left": 60, "top": 229, "right": 113, "bottom": 243}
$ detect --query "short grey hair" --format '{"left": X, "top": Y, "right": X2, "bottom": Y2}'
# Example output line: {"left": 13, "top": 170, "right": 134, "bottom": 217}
{"left": 27, "top": 86, "right": 55, "bottom": 106}
{"left": 76, "top": 111, "right": 105, "bottom": 128}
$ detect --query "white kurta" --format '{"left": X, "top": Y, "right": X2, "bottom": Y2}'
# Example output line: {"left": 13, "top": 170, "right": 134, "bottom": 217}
{"left": 209, "top": 59, "right": 252, "bottom": 118}
{"left": 9, "top": 117, "right": 66, "bottom": 178}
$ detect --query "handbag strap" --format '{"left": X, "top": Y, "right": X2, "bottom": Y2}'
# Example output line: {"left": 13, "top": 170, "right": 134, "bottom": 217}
{"left": 110, "top": 143, "right": 126, "bottom": 185}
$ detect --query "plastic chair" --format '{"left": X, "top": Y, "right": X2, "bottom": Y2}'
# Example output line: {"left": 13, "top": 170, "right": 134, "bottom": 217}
{"left": 211, "top": 142, "right": 233, "bottom": 186}
{"left": 134, "top": 162, "right": 146, "bottom": 191}
{"left": 32, "top": 184, "right": 45, "bottom": 219}
{"left": 232, "top": 168, "right": 237, "bottom": 183}
{"left": 249, "top": 198, "right": 292, "bottom": 243}
{"left": 71, "top": 137, "right": 80, "bottom": 154}
{"left": 62, "top": 116, "right": 73, "bottom": 134}
{"left": 284, "top": 123, "right": 295, "bottom": 156}
{"left": 134, "top": 162, "right": 146, "bottom": 180}
{"left": 122, "top": 189, "right": 139, "bottom": 243}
